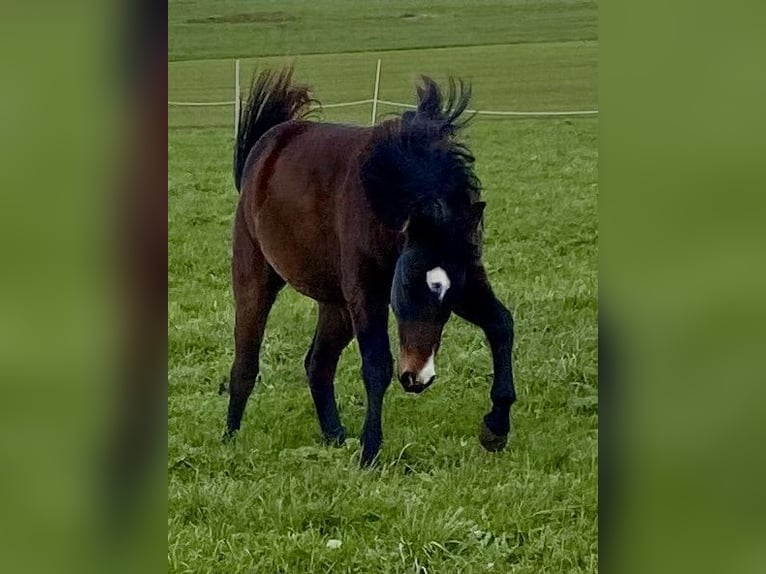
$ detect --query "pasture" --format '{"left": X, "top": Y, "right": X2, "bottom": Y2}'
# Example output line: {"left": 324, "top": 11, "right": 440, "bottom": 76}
{"left": 169, "top": 1, "right": 598, "bottom": 572}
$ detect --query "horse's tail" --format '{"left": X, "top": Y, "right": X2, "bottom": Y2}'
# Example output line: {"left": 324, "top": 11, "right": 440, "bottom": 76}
{"left": 233, "top": 67, "right": 314, "bottom": 192}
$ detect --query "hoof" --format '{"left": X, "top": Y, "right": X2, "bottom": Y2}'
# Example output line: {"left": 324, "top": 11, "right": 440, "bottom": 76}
{"left": 322, "top": 427, "right": 347, "bottom": 447}
{"left": 479, "top": 421, "right": 508, "bottom": 452}
{"left": 359, "top": 444, "right": 381, "bottom": 468}
{"left": 222, "top": 429, "right": 237, "bottom": 444}
{"left": 359, "top": 450, "right": 378, "bottom": 468}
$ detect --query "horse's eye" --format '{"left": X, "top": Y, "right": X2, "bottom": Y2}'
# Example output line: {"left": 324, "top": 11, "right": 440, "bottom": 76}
{"left": 426, "top": 267, "right": 451, "bottom": 302}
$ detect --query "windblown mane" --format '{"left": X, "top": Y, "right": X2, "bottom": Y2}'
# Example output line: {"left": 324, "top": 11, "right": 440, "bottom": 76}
{"left": 360, "top": 76, "right": 481, "bottom": 232}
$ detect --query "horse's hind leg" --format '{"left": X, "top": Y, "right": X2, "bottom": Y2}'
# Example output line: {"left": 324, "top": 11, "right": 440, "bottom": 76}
{"left": 304, "top": 303, "right": 353, "bottom": 444}
{"left": 224, "top": 210, "right": 284, "bottom": 439}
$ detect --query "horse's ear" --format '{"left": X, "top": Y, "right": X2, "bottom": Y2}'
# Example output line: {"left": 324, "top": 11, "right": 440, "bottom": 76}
{"left": 470, "top": 201, "right": 486, "bottom": 230}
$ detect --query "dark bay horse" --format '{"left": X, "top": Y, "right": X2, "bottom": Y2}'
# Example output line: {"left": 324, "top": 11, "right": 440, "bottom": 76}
{"left": 225, "top": 67, "right": 516, "bottom": 465}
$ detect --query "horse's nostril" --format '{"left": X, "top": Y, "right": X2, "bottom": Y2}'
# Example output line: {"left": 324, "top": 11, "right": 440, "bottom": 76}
{"left": 399, "top": 372, "right": 435, "bottom": 394}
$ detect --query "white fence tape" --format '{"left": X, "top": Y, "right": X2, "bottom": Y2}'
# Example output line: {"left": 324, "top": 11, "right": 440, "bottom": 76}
{"left": 317, "top": 98, "right": 374, "bottom": 109}
{"left": 168, "top": 100, "right": 235, "bottom": 107}
{"left": 169, "top": 98, "right": 598, "bottom": 117}
{"left": 375, "top": 99, "right": 598, "bottom": 116}
{"left": 169, "top": 58, "right": 598, "bottom": 120}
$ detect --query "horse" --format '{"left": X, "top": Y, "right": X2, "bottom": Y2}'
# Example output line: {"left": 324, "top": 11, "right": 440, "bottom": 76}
{"left": 224, "top": 67, "right": 516, "bottom": 465}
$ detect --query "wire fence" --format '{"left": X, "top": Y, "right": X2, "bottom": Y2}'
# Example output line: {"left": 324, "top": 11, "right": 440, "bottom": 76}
{"left": 169, "top": 59, "right": 599, "bottom": 134}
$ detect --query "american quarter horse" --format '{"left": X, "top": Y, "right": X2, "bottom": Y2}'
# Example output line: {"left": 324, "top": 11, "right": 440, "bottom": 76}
{"left": 224, "top": 67, "right": 516, "bottom": 465}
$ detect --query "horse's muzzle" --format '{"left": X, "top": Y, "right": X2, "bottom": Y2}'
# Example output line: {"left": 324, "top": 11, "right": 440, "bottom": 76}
{"left": 399, "top": 372, "right": 435, "bottom": 394}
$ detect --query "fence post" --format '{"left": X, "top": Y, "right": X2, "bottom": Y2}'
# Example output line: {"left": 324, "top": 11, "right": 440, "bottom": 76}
{"left": 371, "top": 59, "right": 381, "bottom": 126}
{"left": 234, "top": 59, "right": 241, "bottom": 138}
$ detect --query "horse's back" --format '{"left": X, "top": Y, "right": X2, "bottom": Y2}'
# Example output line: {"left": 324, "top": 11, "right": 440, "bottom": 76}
{"left": 240, "top": 121, "right": 373, "bottom": 304}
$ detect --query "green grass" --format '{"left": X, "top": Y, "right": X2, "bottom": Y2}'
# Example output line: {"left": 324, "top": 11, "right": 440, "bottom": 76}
{"left": 169, "top": 1, "right": 597, "bottom": 572}
{"left": 169, "top": 0, "right": 597, "bottom": 62}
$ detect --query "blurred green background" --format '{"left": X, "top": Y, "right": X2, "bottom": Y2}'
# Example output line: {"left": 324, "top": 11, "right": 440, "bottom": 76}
{"left": 0, "top": 0, "right": 763, "bottom": 572}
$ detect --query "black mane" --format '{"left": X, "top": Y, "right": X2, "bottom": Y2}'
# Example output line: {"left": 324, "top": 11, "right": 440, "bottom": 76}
{"left": 361, "top": 76, "right": 481, "bottom": 234}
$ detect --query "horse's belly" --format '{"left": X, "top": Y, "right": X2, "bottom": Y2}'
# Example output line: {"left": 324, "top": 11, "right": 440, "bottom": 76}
{"left": 269, "top": 255, "right": 344, "bottom": 304}
{"left": 254, "top": 206, "right": 345, "bottom": 305}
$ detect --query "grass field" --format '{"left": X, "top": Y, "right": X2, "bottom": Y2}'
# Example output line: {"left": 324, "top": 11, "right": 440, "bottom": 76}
{"left": 169, "top": 1, "right": 598, "bottom": 572}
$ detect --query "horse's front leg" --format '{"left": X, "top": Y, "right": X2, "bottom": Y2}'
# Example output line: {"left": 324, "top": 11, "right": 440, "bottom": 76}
{"left": 454, "top": 264, "right": 516, "bottom": 451}
{"left": 350, "top": 305, "right": 393, "bottom": 466}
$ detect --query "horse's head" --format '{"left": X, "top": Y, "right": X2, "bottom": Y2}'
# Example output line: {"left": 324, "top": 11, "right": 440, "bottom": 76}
{"left": 361, "top": 75, "right": 482, "bottom": 393}
{"left": 391, "top": 198, "right": 484, "bottom": 393}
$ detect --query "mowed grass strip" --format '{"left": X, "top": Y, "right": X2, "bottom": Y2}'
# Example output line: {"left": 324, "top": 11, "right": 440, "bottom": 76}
{"left": 169, "top": 0, "right": 597, "bottom": 61}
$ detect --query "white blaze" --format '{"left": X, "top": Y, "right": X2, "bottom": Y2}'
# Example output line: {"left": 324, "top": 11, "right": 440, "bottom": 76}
{"left": 426, "top": 267, "right": 451, "bottom": 302}
{"left": 417, "top": 353, "right": 436, "bottom": 383}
